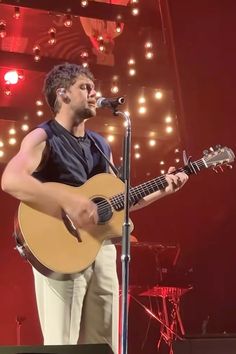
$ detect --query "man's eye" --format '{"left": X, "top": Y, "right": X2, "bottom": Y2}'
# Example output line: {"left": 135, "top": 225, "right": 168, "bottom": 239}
{"left": 80, "top": 84, "right": 93, "bottom": 91}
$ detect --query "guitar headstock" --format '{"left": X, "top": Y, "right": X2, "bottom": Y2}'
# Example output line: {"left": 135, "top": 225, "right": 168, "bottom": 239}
{"left": 202, "top": 145, "right": 235, "bottom": 172}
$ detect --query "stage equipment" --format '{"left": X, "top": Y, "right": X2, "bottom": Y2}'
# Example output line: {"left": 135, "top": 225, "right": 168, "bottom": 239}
{"left": 0, "top": 344, "right": 113, "bottom": 354}
{"left": 140, "top": 285, "right": 193, "bottom": 354}
{"left": 173, "top": 334, "right": 236, "bottom": 354}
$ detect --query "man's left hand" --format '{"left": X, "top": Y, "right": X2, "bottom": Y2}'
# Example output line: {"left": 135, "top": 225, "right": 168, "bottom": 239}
{"left": 165, "top": 166, "right": 188, "bottom": 194}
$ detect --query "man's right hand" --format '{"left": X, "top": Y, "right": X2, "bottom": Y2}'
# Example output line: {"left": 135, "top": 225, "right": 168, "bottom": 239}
{"left": 62, "top": 195, "right": 98, "bottom": 230}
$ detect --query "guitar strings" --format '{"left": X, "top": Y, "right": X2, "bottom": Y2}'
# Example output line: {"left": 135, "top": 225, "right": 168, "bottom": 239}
{"left": 95, "top": 174, "right": 177, "bottom": 216}
{"left": 96, "top": 160, "right": 205, "bottom": 215}
{"left": 94, "top": 159, "right": 205, "bottom": 216}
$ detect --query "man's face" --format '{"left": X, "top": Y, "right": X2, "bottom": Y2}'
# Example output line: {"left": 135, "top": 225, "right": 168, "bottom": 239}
{"left": 66, "top": 74, "right": 97, "bottom": 119}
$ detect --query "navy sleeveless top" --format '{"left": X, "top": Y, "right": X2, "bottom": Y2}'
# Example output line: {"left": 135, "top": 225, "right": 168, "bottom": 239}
{"left": 33, "top": 120, "right": 111, "bottom": 187}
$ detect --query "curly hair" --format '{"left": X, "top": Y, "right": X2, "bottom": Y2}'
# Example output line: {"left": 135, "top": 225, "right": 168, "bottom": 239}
{"left": 43, "top": 63, "right": 95, "bottom": 113}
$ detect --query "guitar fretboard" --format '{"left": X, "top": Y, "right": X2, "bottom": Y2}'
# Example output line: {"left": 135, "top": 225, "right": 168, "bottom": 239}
{"left": 110, "top": 158, "right": 207, "bottom": 211}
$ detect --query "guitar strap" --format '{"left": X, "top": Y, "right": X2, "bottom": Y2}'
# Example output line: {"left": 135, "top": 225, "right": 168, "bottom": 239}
{"left": 87, "top": 132, "right": 122, "bottom": 179}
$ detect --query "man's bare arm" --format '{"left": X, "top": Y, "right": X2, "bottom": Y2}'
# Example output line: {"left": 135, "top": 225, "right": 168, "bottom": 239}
{"left": 1, "top": 128, "right": 98, "bottom": 227}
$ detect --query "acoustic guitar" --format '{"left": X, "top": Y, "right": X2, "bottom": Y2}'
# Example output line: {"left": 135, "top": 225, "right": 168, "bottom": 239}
{"left": 14, "top": 145, "right": 234, "bottom": 280}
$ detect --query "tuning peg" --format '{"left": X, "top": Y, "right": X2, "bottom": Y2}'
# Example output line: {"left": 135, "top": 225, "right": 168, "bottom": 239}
{"left": 213, "top": 166, "right": 224, "bottom": 173}
{"left": 226, "top": 163, "right": 233, "bottom": 169}
{"left": 203, "top": 149, "right": 209, "bottom": 156}
{"left": 218, "top": 165, "right": 224, "bottom": 173}
{"left": 183, "top": 150, "right": 188, "bottom": 165}
{"left": 209, "top": 146, "right": 214, "bottom": 152}
{"left": 215, "top": 144, "right": 222, "bottom": 150}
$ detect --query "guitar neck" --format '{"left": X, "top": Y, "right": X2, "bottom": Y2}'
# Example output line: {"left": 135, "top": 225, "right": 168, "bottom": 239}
{"left": 110, "top": 158, "right": 207, "bottom": 209}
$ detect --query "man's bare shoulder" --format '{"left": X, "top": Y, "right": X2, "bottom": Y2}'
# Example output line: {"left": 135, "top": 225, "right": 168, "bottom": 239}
{"left": 20, "top": 127, "right": 48, "bottom": 151}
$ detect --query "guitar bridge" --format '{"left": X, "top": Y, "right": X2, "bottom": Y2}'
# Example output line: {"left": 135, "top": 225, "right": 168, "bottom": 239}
{"left": 61, "top": 210, "right": 82, "bottom": 242}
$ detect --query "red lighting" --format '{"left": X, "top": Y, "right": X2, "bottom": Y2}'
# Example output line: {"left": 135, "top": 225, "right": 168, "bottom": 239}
{"left": 4, "top": 70, "right": 19, "bottom": 85}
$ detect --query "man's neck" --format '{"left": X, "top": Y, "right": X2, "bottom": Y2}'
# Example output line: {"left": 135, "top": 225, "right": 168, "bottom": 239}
{"left": 55, "top": 114, "right": 85, "bottom": 137}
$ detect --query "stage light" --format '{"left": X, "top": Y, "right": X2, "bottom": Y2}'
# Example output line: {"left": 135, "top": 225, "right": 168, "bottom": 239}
{"left": 4, "top": 70, "right": 19, "bottom": 85}
{"left": 111, "top": 85, "right": 119, "bottom": 94}
{"left": 149, "top": 139, "right": 156, "bottom": 147}
{"left": 131, "top": 7, "right": 139, "bottom": 16}
{"left": 97, "top": 36, "right": 105, "bottom": 52}
{"left": 129, "top": 68, "right": 136, "bottom": 76}
{"left": 138, "top": 106, "right": 146, "bottom": 114}
{"left": 4, "top": 85, "right": 12, "bottom": 96}
{"left": 166, "top": 126, "right": 173, "bottom": 134}
{"left": 154, "top": 90, "right": 163, "bottom": 100}
{"left": 0, "top": 20, "right": 6, "bottom": 38}
{"left": 48, "top": 27, "right": 56, "bottom": 45}
{"left": 145, "top": 51, "right": 153, "bottom": 59}
{"left": 8, "top": 137, "right": 17, "bottom": 145}
{"left": 36, "top": 100, "right": 43, "bottom": 106}
{"left": 80, "top": 50, "right": 88, "bottom": 59}
{"left": 138, "top": 96, "right": 146, "bottom": 104}
{"left": 0, "top": 150, "right": 4, "bottom": 158}
{"left": 96, "top": 91, "right": 102, "bottom": 98}
{"left": 33, "top": 45, "right": 41, "bottom": 62}
{"left": 82, "top": 62, "right": 88, "bottom": 68}
{"left": 128, "top": 58, "right": 135, "bottom": 65}
{"left": 81, "top": 0, "right": 89, "bottom": 7}
{"left": 115, "top": 22, "right": 122, "bottom": 33}
{"left": 13, "top": 7, "right": 20, "bottom": 19}
{"left": 36, "top": 110, "right": 44, "bottom": 117}
{"left": 108, "top": 126, "right": 115, "bottom": 132}
{"left": 149, "top": 131, "right": 156, "bottom": 137}
{"left": 165, "top": 115, "right": 172, "bottom": 123}
{"left": 21, "top": 124, "right": 29, "bottom": 132}
{"left": 9, "top": 128, "right": 16, "bottom": 135}
{"left": 131, "top": 0, "right": 139, "bottom": 16}
{"left": 64, "top": 14, "right": 73, "bottom": 27}
{"left": 80, "top": 51, "right": 89, "bottom": 67}
{"left": 145, "top": 41, "right": 153, "bottom": 49}
{"left": 107, "top": 135, "right": 115, "bottom": 143}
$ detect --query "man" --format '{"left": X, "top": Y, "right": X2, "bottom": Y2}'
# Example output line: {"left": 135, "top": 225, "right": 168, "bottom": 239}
{"left": 1, "top": 63, "right": 188, "bottom": 354}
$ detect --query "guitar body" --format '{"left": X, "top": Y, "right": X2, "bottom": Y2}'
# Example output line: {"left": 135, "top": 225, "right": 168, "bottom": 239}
{"left": 14, "top": 146, "right": 235, "bottom": 280}
{"left": 16, "top": 173, "right": 131, "bottom": 280}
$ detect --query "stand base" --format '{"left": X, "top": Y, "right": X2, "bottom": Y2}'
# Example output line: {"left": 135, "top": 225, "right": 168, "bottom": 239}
{"left": 173, "top": 335, "right": 236, "bottom": 354}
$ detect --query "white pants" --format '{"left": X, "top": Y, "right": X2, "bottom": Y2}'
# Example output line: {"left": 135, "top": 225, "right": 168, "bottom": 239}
{"left": 33, "top": 243, "right": 119, "bottom": 354}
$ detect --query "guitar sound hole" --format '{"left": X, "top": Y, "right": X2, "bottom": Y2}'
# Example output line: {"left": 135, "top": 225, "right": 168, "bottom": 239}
{"left": 92, "top": 197, "right": 113, "bottom": 224}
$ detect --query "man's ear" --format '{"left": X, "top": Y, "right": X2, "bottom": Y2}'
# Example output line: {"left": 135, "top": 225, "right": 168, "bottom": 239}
{"left": 56, "top": 88, "right": 70, "bottom": 103}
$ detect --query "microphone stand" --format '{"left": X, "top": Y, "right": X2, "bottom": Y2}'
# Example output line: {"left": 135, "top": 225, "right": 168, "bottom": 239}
{"left": 110, "top": 105, "right": 131, "bottom": 354}
{"left": 119, "top": 110, "right": 131, "bottom": 354}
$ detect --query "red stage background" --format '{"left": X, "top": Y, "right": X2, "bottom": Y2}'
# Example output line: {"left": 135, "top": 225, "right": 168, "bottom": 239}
{"left": 1, "top": 1, "right": 236, "bottom": 354}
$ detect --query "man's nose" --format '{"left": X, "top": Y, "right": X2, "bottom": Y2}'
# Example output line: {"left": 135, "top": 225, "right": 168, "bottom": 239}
{"left": 89, "top": 88, "right": 96, "bottom": 97}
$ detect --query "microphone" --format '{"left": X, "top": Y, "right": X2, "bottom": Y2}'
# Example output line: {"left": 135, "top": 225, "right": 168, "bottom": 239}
{"left": 96, "top": 96, "right": 125, "bottom": 109}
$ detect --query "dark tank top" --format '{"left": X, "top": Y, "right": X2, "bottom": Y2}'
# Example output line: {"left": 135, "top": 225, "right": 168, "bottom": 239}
{"left": 33, "top": 120, "right": 111, "bottom": 187}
